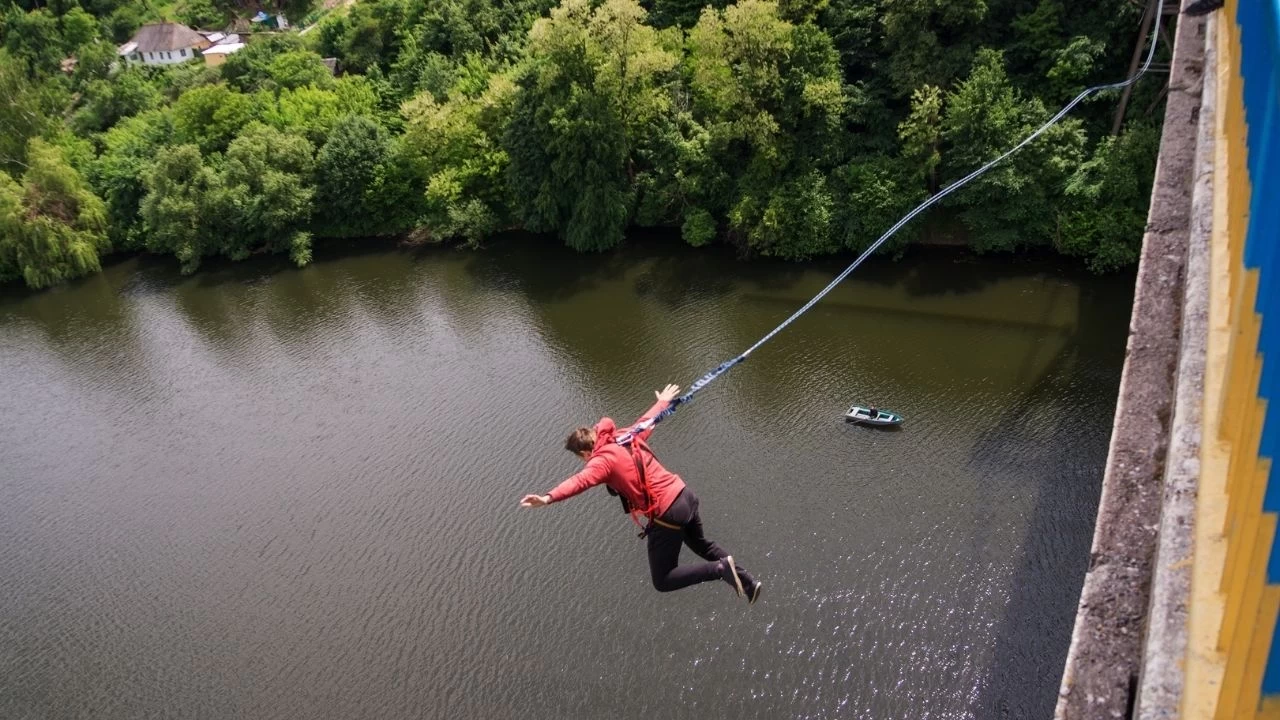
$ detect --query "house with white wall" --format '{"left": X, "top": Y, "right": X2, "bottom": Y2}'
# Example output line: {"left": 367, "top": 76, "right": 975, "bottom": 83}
{"left": 118, "top": 23, "right": 211, "bottom": 66}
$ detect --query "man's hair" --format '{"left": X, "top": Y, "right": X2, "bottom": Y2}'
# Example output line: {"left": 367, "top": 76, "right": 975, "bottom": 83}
{"left": 565, "top": 427, "right": 595, "bottom": 454}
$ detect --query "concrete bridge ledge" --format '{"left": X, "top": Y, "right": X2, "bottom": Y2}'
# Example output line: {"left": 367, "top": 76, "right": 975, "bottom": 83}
{"left": 1055, "top": 7, "right": 1208, "bottom": 719}
{"left": 1134, "top": 11, "right": 1217, "bottom": 718}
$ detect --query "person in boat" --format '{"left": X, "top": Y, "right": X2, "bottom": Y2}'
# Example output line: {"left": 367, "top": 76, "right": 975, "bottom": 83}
{"left": 867, "top": 406, "right": 878, "bottom": 417}
{"left": 519, "top": 383, "right": 762, "bottom": 603}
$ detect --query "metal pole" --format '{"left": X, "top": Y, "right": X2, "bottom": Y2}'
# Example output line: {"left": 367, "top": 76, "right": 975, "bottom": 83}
{"left": 1113, "top": 0, "right": 1163, "bottom": 135}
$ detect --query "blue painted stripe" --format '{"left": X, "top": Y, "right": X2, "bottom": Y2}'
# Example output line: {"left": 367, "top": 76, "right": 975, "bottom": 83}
{"left": 1267, "top": 618, "right": 1280, "bottom": 701}
{"left": 1243, "top": 0, "right": 1280, "bottom": 698}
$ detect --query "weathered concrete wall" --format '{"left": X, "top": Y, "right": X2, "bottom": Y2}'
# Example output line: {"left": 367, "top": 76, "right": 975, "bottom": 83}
{"left": 1054, "top": 9, "right": 1208, "bottom": 719}
{"left": 1134, "top": 12, "right": 1217, "bottom": 717}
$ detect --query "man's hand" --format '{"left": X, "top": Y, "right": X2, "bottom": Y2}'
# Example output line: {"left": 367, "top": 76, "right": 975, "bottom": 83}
{"left": 520, "top": 494, "right": 551, "bottom": 508}
{"left": 655, "top": 383, "right": 681, "bottom": 403}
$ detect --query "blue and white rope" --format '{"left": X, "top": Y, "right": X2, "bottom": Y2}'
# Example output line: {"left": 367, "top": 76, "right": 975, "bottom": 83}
{"left": 617, "top": 29, "right": 1162, "bottom": 445}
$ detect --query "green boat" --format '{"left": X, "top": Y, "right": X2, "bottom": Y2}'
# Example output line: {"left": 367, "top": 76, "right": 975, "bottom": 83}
{"left": 844, "top": 405, "right": 903, "bottom": 426}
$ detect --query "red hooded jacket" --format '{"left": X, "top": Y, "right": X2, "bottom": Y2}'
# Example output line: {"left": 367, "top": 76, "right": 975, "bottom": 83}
{"left": 546, "top": 400, "right": 687, "bottom": 519}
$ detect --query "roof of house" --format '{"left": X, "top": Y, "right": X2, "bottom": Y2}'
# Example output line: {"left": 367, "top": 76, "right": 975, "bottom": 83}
{"left": 201, "top": 43, "right": 246, "bottom": 56}
{"left": 125, "top": 23, "right": 211, "bottom": 54}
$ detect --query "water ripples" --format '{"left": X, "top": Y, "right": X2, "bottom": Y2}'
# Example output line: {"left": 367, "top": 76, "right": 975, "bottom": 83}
{"left": 0, "top": 244, "right": 1131, "bottom": 719}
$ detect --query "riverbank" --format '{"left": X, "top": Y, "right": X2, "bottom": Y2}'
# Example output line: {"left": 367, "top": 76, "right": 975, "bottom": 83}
{"left": 0, "top": 224, "right": 1131, "bottom": 307}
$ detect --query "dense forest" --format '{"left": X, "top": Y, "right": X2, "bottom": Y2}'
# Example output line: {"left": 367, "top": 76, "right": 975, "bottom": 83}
{"left": 0, "top": 0, "right": 1164, "bottom": 289}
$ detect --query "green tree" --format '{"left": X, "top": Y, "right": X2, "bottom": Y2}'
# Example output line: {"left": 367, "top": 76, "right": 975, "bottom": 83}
{"left": 389, "top": 46, "right": 457, "bottom": 101}
{"left": 1058, "top": 121, "right": 1159, "bottom": 271}
{"left": 337, "top": 0, "right": 407, "bottom": 74}
{"left": 72, "top": 68, "right": 162, "bottom": 133}
{"left": 313, "top": 115, "right": 407, "bottom": 237}
{"left": 4, "top": 7, "right": 64, "bottom": 74}
{"left": 1043, "top": 36, "right": 1105, "bottom": 103}
{"left": 0, "top": 139, "right": 109, "bottom": 289}
{"left": 59, "top": 6, "right": 97, "bottom": 50}
{"left": 505, "top": 0, "right": 681, "bottom": 251}
{"left": 898, "top": 84, "right": 943, "bottom": 192}
{"left": 208, "top": 124, "right": 317, "bottom": 266}
{"left": 684, "top": 0, "right": 845, "bottom": 255}
{"left": 71, "top": 40, "right": 118, "bottom": 89}
{"left": 172, "top": 83, "right": 259, "bottom": 153}
{"left": 221, "top": 33, "right": 307, "bottom": 92}
{"left": 178, "top": 0, "right": 225, "bottom": 28}
{"left": 830, "top": 155, "right": 922, "bottom": 253}
{"left": 154, "top": 60, "right": 224, "bottom": 101}
{"left": 105, "top": 4, "right": 143, "bottom": 43}
{"left": 261, "top": 77, "right": 379, "bottom": 144}
{"left": 881, "top": 0, "right": 986, "bottom": 97}
{"left": 141, "top": 126, "right": 318, "bottom": 274}
{"left": 0, "top": 51, "right": 70, "bottom": 173}
{"left": 140, "top": 144, "right": 217, "bottom": 273}
{"left": 732, "top": 168, "right": 836, "bottom": 259}
{"left": 267, "top": 50, "right": 335, "bottom": 91}
{"left": 281, "top": 0, "right": 318, "bottom": 22}
{"left": 940, "top": 48, "right": 1084, "bottom": 251}
{"left": 88, "top": 110, "right": 173, "bottom": 250}
{"left": 1008, "top": 0, "right": 1063, "bottom": 76}
{"left": 405, "top": 72, "right": 516, "bottom": 244}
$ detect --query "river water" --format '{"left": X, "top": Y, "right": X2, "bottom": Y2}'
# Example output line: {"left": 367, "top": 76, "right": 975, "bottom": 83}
{"left": 0, "top": 238, "right": 1132, "bottom": 719}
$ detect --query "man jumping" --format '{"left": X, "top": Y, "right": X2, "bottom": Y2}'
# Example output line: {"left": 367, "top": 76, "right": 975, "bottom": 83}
{"left": 520, "top": 384, "right": 762, "bottom": 603}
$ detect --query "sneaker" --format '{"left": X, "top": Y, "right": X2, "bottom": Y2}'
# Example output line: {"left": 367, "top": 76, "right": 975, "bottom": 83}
{"left": 721, "top": 556, "right": 744, "bottom": 597}
{"left": 739, "top": 570, "right": 763, "bottom": 605}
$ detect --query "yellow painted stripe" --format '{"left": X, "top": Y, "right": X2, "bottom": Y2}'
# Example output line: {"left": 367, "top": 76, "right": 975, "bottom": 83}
{"left": 1182, "top": 10, "right": 1240, "bottom": 717}
{"left": 1223, "top": 393, "right": 1268, "bottom": 608}
{"left": 1217, "top": 514, "right": 1278, "bottom": 719}
{"left": 1177, "top": 16, "right": 1239, "bottom": 712}
{"left": 1240, "top": 585, "right": 1280, "bottom": 717}
{"left": 1220, "top": 297, "right": 1259, "bottom": 485}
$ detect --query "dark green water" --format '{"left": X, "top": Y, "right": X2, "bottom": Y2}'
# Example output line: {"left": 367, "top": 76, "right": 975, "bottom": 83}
{"left": 0, "top": 238, "right": 1132, "bottom": 719}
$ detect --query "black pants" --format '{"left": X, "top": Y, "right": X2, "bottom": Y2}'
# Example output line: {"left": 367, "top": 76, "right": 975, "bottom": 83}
{"left": 646, "top": 488, "right": 732, "bottom": 592}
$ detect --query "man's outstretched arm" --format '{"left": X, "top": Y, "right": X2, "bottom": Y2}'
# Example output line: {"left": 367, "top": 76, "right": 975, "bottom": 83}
{"left": 520, "top": 455, "right": 612, "bottom": 508}
{"left": 632, "top": 383, "right": 681, "bottom": 442}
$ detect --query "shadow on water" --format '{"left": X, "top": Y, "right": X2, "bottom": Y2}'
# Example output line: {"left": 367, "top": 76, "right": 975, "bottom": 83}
{"left": 153, "top": 239, "right": 439, "bottom": 351}
{"left": 459, "top": 231, "right": 843, "bottom": 308}
{"left": 843, "top": 423, "right": 905, "bottom": 433}
{"left": 0, "top": 264, "right": 160, "bottom": 403}
{"left": 966, "top": 275, "right": 1132, "bottom": 718}
{"left": 460, "top": 233, "right": 634, "bottom": 304}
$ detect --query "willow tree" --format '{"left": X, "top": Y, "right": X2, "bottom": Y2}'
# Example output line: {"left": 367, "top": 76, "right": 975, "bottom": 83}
{"left": 0, "top": 50, "right": 68, "bottom": 174}
{"left": 139, "top": 143, "right": 214, "bottom": 274}
{"left": 0, "top": 139, "right": 109, "bottom": 289}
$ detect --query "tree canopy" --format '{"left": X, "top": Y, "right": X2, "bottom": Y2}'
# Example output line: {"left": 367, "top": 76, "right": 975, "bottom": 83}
{"left": 0, "top": 0, "right": 1162, "bottom": 289}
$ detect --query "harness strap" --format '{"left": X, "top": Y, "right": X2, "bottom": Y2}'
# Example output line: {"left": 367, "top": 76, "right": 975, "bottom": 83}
{"left": 649, "top": 516, "right": 681, "bottom": 531}
{"left": 624, "top": 440, "right": 674, "bottom": 538}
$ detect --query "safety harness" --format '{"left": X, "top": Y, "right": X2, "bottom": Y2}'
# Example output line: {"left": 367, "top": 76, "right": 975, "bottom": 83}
{"left": 609, "top": 437, "right": 679, "bottom": 538}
